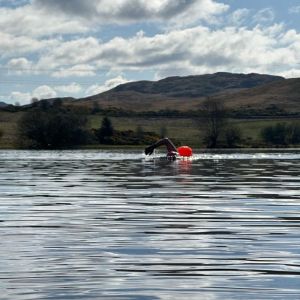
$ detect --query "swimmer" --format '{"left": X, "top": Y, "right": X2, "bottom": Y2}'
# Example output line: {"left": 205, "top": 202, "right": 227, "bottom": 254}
{"left": 145, "top": 138, "right": 192, "bottom": 160}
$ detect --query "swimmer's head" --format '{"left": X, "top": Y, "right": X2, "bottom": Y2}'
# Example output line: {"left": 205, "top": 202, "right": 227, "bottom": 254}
{"left": 167, "top": 151, "right": 177, "bottom": 160}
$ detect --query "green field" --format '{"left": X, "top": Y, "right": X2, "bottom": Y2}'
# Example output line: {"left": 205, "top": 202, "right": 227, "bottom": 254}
{"left": 88, "top": 114, "right": 300, "bottom": 147}
{"left": 1, "top": 110, "right": 299, "bottom": 149}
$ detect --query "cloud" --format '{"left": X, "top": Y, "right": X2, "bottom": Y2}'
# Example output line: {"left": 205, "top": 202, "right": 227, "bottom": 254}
{"left": 36, "top": 37, "right": 101, "bottom": 72}
{"left": 51, "top": 65, "right": 97, "bottom": 78}
{"left": 289, "top": 6, "right": 300, "bottom": 14}
{"left": 7, "top": 57, "right": 32, "bottom": 74}
{"left": 9, "top": 91, "right": 31, "bottom": 105}
{"left": 7, "top": 85, "right": 60, "bottom": 105}
{"left": 278, "top": 69, "right": 300, "bottom": 78}
{"left": 54, "top": 83, "right": 83, "bottom": 94}
{"left": 253, "top": 8, "right": 275, "bottom": 24}
{"left": 228, "top": 8, "right": 250, "bottom": 26}
{"left": 0, "top": 0, "right": 229, "bottom": 41}
{"left": 32, "top": 85, "right": 57, "bottom": 99}
{"left": 33, "top": 0, "right": 229, "bottom": 27}
{"left": 85, "top": 75, "right": 129, "bottom": 95}
{"left": 0, "top": 32, "right": 57, "bottom": 57}
{"left": 0, "top": 4, "right": 89, "bottom": 37}
{"left": 97, "top": 26, "right": 300, "bottom": 75}
{"left": 30, "top": 23, "right": 300, "bottom": 80}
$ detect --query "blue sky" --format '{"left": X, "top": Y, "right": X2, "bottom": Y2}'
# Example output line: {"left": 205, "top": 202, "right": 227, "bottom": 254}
{"left": 1, "top": 0, "right": 300, "bottom": 105}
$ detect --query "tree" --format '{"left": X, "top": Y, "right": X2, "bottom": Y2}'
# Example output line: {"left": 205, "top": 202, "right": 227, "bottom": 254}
{"left": 261, "top": 123, "right": 300, "bottom": 146}
{"left": 201, "top": 98, "right": 227, "bottom": 148}
{"left": 0, "top": 128, "right": 3, "bottom": 140}
{"left": 95, "top": 116, "right": 114, "bottom": 143}
{"left": 18, "top": 107, "right": 88, "bottom": 149}
{"left": 261, "top": 123, "right": 288, "bottom": 145}
{"left": 225, "top": 126, "right": 242, "bottom": 148}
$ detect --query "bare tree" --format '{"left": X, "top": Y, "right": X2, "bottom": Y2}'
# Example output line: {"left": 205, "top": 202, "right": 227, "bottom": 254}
{"left": 201, "top": 98, "right": 227, "bottom": 148}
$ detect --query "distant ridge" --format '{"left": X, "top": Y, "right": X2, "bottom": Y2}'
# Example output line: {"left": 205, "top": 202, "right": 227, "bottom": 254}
{"left": 26, "top": 72, "right": 299, "bottom": 114}
{"left": 76, "top": 72, "right": 298, "bottom": 113}
{"left": 108, "top": 72, "right": 284, "bottom": 98}
{"left": 0, "top": 101, "right": 8, "bottom": 108}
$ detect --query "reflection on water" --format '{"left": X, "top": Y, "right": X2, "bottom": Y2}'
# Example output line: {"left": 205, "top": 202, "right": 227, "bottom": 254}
{"left": 0, "top": 149, "right": 300, "bottom": 300}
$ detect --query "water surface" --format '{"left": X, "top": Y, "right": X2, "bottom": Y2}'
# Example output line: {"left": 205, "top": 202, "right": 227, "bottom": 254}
{"left": 0, "top": 149, "right": 300, "bottom": 299}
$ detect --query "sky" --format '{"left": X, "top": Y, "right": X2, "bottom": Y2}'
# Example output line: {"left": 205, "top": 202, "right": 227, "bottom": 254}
{"left": 1, "top": 0, "right": 300, "bottom": 105}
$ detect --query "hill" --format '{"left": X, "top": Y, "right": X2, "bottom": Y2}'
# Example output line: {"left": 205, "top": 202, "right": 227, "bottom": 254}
{"left": 76, "top": 72, "right": 296, "bottom": 113}
{"left": 212, "top": 77, "right": 300, "bottom": 114}
{"left": 109, "top": 72, "right": 284, "bottom": 97}
{"left": 0, "top": 101, "right": 8, "bottom": 108}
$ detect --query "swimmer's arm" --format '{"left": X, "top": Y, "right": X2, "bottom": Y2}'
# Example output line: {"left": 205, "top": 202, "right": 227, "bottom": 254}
{"left": 145, "top": 138, "right": 177, "bottom": 155}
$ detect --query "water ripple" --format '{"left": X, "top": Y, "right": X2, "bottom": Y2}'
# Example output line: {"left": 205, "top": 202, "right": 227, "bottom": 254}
{"left": 0, "top": 149, "right": 299, "bottom": 299}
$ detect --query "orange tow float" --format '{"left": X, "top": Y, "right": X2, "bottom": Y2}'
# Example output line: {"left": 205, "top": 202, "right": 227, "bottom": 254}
{"left": 177, "top": 146, "right": 193, "bottom": 157}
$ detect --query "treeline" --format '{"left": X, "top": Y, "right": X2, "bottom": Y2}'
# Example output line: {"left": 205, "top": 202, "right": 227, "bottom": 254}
{"left": 17, "top": 100, "right": 160, "bottom": 149}
{"left": 18, "top": 101, "right": 88, "bottom": 149}
{"left": 2, "top": 98, "right": 299, "bottom": 149}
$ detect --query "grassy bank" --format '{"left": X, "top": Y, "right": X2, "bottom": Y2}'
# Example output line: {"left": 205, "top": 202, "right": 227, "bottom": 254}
{"left": 1, "top": 110, "right": 299, "bottom": 149}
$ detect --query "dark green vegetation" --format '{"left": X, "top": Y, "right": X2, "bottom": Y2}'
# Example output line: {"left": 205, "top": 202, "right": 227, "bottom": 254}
{"left": 93, "top": 116, "right": 159, "bottom": 145}
{"left": 261, "top": 123, "right": 300, "bottom": 146}
{"left": 13, "top": 102, "right": 159, "bottom": 149}
{"left": 0, "top": 72, "right": 299, "bottom": 149}
{"left": 18, "top": 102, "right": 88, "bottom": 149}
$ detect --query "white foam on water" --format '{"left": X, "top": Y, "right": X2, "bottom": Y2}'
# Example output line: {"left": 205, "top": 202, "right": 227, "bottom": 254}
{"left": 0, "top": 149, "right": 300, "bottom": 161}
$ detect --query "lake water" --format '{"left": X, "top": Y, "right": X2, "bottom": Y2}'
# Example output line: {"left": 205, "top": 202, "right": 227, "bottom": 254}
{"left": 0, "top": 149, "right": 300, "bottom": 300}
